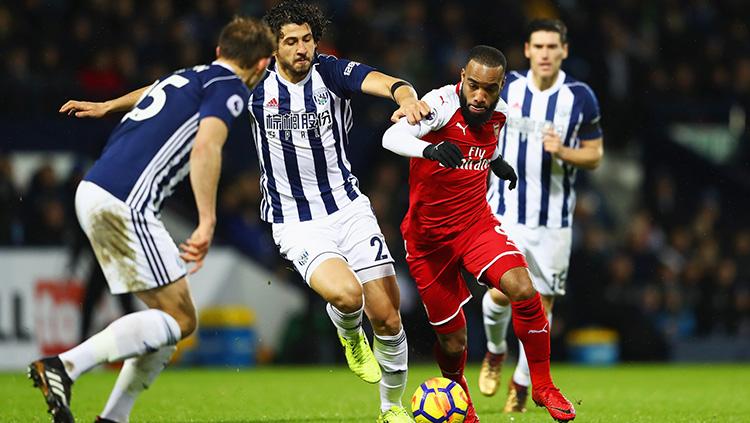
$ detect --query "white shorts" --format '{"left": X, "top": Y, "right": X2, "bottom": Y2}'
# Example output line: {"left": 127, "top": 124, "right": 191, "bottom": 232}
{"left": 75, "top": 181, "right": 187, "bottom": 294}
{"left": 499, "top": 221, "right": 571, "bottom": 296}
{"left": 272, "top": 196, "right": 396, "bottom": 285}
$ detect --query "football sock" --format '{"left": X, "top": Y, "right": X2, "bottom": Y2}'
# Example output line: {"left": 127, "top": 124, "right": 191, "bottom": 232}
{"left": 513, "top": 311, "right": 552, "bottom": 387}
{"left": 433, "top": 342, "right": 471, "bottom": 401}
{"left": 100, "top": 346, "right": 176, "bottom": 423}
{"left": 326, "top": 301, "right": 364, "bottom": 339}
{"left": 59, "top": 309, "right": 181, "bottom": 381}
{"left": 482, "top": 290, "right": 511, "bottom": 355}
{"left": 511, "top": 293, "right": 553, "bottom": 390}
{"left": 374, "top": 329, "right": 408, "bottom": 412}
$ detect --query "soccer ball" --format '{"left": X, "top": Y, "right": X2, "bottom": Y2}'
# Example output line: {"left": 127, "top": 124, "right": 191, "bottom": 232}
{"left": 411, "top": 377, "right": 469, "bottom": 423}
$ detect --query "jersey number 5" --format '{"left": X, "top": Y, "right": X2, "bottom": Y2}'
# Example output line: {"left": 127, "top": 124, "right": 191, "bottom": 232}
{"left": 124, "top": 74, "right": 190, "bottom": 122}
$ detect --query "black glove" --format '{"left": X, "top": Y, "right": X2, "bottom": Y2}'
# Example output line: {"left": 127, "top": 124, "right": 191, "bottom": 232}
{"left": 490, "top": 157, "right": 517, "bottom": 190}
{"left": 423, "top": 141, "right": 463, "bottom": 168}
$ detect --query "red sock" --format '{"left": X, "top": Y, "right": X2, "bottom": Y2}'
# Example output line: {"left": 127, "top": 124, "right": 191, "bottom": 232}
{"left": 511, "top": 292, "right": 553, "bottom": 390}
{"left": 433, "top": 342, "right": 471, "bottom": 400}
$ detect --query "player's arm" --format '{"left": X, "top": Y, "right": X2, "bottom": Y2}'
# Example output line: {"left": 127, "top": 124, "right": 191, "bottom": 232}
{"left": 382, "top": 118, "right": 463, "bottom": 168}
{"left": 59, "top": 86, "right": 151, "bottom": 118}
{"left": 546, "top": 84, "right": 604, "bottom": 169}
{"left": 360, "top": 71, "right": 431, "bottom": 124}
{"left": 543, "top": 130, "right": 603, "bottom": 170}
{"left": 180, "top": 117, "right": 228, "bottom": 274}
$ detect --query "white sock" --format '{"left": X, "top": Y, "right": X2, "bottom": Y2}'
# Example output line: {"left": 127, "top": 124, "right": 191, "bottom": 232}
{"left": 482, "top": 290, "right": 511, "bottom": 355}
{"left": 374, "top": 328, "right": 408, "bottom": 412}
{"left": 59, "top": 309, "right": 181, "bottom": 380}
{"left": 513, "top": 311, "right": 553, "bottom": 387}
{"left": 326, "top": 301, "right": 364, "bottom": 339}
{"left": 100, "top": 346, "right": 176, "bottom": 423}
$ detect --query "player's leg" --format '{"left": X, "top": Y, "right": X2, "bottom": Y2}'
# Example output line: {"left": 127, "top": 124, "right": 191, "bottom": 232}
{"left": 362, "top": 276, "right": 410, "bottom": 420}
{"left": 406, "top": 244, "right": 479, "bottom": 422}
{"left": 479, "top": 222, "right": 525, "bottom": 397}
{"left": 272, "top": 215, "right": 380, "bottom": 384}
{"left": 29, "top": 182, "right": 189, "bottom": 423}
{"left": 30, "top": 278, "right": 191, "bottom": 423}
{"left": 309, "top": 258, "right": 382, "bottom": 384}
{"left": 508, "top": 225, "right": 570, "bottom": 414}
{"left": 338, "top": 196, "right": 409, "bottom": 419}
{"left": 433, "top": 314, "right": 480, "bottom": 423}
{"left": 510, "top": 295, "right": 554, "bottom": 411}
{"left": 478, "top": 287, "right": 511, "bottom": 396}
{"left": 484, "top": 267, "right": 574, "bottom": 421}
{"left": 94, "top": 279, "right": 196, "bottom": 422}
{"left": 464, "top": 222, "right": 574, "bottom": 421}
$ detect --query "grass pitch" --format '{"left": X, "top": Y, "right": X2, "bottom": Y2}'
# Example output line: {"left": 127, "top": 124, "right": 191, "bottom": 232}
{"left": 1, "top": 363, "right": 748, "bottom": 422}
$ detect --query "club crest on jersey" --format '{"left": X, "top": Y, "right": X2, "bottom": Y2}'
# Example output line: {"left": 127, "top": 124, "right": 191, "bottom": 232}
{"left": 493, "top": 123, "right": 501, "bottom": 139}
{"left": 313, "top": 87, "right": 329, "bottom": 106}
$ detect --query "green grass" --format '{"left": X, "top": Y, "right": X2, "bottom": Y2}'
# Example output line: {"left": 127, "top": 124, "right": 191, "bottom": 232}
{"left": 1, "top": 363, "right": 749, "bottom": 422}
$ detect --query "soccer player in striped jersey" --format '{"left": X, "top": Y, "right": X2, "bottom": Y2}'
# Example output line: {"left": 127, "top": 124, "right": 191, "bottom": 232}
{"left": 478, "top": 19, "right": 604, "bottom": 414}
{"left": 28, "top": 18, "right": 274, "bottom": 423}
{"left": 257, "top": 3, "right": 429, "bottom": 421}
{"left": 383, "top": 45, "right": 576, "bottom": 423}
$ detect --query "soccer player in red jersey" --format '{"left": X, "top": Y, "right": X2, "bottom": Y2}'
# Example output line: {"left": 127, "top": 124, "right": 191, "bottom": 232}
{"left": 383, "top": 45, "right": 575, "bottom": 422}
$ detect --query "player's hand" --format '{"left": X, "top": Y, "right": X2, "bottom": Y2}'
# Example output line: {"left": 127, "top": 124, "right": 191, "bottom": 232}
{"left": 542, "top": 127, "right": 564, "bottom": 156}
{"left": 490, "top": 157, "right": 517, "bottom": 190}
{"left": 423, "top": 141, "right": 463, "bottom": 168}
{"left": 391, "top": 99, "right": 431, "bottom": 124}
{"left": 59, "top": 100, "right": 111, "bottom": 118}
{"left": 180, "top": 223, "right": 214, "bottom": 274}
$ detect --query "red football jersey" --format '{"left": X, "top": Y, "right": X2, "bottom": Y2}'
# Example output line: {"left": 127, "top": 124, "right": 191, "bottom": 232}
{"left": 401, "top": 84, "right": 508, "bottom": 250}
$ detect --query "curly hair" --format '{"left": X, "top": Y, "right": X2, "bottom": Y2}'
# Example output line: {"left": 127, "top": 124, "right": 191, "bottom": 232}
{"left": 263, "top": 0, "right": 329, "bottom": 42}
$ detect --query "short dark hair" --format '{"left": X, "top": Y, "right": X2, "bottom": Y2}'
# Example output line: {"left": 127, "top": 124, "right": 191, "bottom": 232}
{"left": 526, "top": 19, "right": 568, "bottom": 44}
{"left": 263, "top": 0, "right": 329, "bottom": 42}
{"left": 466, "top": 45, "right": 507, "bottom": 70}
{"left": 218, "top": 17, "right": 275, "bottom": 69}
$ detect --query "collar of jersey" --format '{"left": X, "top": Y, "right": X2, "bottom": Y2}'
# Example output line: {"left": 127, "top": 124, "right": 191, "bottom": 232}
{"left": 212, "top": 60, "right": 239, "bottom": 76}
{"left": 525, "top": 69, "right": 566, "bottom": 96}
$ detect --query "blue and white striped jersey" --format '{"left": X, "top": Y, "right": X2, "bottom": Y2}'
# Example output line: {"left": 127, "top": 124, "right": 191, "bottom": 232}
{"left": 487, "top": 70, "right": 602, "bottom": 228}
{"left": 86, "top": 62, "right": 249, "bottom": 214}
{"left": 249, "top": 54, "right": 374, "bottom": 223}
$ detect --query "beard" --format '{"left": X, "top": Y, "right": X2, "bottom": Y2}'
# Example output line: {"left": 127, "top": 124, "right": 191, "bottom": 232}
{"left": 459, "top": 90, "right": 498, "bottom": 128}
{"left": 279, "top": 55, "right": 313, "bottom": 80}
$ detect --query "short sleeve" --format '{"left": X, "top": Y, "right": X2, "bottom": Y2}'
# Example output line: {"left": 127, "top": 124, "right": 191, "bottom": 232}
{"left": 315, "top": 55, "right": 375, "bottom": 99}
{"left": 578, "top": 84, "right": 602, "bottom": 140}
{"left": 199, "top": 79, "right": 247, "bottom": 130}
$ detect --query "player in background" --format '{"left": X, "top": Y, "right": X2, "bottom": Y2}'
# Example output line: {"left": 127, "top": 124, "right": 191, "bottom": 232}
{"left": 478, "top": 19, "right": 603, "bottom": 413}
{"left": 28, "top": 18, "right": 274, "bottom": 423}
{"left": 254, "top": 2, "right": 430, "bottom": 421}
{"left": 383, "top": 45, "right": 576, "bottom": 422}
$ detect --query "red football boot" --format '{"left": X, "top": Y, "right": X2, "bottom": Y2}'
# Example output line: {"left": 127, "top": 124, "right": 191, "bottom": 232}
{"left": 464, "top": 401, "right": 480, "bottom": 423}
{"left": 532, "top": 385, "right": 576, "bottom": 422}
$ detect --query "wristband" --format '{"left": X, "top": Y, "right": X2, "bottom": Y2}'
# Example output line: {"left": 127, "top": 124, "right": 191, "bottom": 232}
{"left": 390, "top": 80, "right": 413, "bottom": 100}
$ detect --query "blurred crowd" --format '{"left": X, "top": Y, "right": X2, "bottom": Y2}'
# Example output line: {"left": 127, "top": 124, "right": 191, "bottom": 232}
{"left": 3, "top": 0, "right": 750, "bottom": 358}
